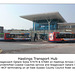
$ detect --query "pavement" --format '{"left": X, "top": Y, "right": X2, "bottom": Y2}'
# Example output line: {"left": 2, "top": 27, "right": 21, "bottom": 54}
{"left": 0, "top": 41, "right": 75, "bottom": 54}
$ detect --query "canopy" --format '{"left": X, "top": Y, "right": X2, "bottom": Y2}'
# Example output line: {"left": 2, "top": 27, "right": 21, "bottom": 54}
{"left": 20, "top": 12, "right": 66, "bottom": 23}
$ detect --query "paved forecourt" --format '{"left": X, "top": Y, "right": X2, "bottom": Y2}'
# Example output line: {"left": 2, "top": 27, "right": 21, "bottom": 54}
{"left": 0, "top": 41, "right": 75, "bottom": 54}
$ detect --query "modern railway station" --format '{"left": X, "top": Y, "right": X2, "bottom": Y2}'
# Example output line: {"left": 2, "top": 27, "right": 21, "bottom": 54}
{"left": 0, "top": 12, "right": 75, "bottom": 42}
{"left": 20, "top": 12, "right": 75, "bottom": 41}
{"left": 1, "top": 12, "right": 75, "bottom": 53}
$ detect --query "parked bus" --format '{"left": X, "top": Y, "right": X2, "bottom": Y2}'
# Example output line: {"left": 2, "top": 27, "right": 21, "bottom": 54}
{"left": 49, "top": 32, "right": 75, "bottom": 42}
{"left": 0, "top": 33, "right": 31, "bottom": 41}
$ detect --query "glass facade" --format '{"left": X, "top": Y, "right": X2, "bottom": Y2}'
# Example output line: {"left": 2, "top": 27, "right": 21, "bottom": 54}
{"left": 33, "top": 19, "right": 58, "bottom": 30}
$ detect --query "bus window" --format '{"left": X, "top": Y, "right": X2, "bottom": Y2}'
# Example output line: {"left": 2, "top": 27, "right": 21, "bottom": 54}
{"left": 60, "top": 34, "right": 64, "bottom": 38}
{"left": 6, "top": 34, "right": 11, "bottom": 38}
{"left": 13, "top": 34, "right": 29, "bottom": 38}
{"left": 63, "top": 34, "right": 66, "bottom": 38}
{"left": 10, "top": 34, "right": 15, "bottom": 38}
{"left": 66, "top": 34, "right": 70, "bottom": 38}
{"left": 16, "top": 34, "right": 21, "bottom": 38}
{"left": 56, "top": 33, "right": 59, "bottom": 38}
{"left": 18, "top": 34, "right": 23, "bottom": 38}
{"left": 24, "top": 34, "right": 29, "bottom": 38}
{"left": 0, "top": 34, "right": 4, "bottom": 38}
{"left": 56, "top": 33, "right": 75, "bottom": 39}
{"left": 74, "top": 34, "right": 75, "bottom": 38}
{"left": 21, "top": 34, "right": 24, "bottom": 38}
{"left": 70, "top": 34, "right": 74, "bottom": 38}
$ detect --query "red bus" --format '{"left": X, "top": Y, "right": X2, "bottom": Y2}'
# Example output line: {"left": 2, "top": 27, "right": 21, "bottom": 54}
{"left": 48, "top": 32, "right": 75, "bottom": 42}
{"left": 4, "top": 33, "right": 31, "bottom": 41}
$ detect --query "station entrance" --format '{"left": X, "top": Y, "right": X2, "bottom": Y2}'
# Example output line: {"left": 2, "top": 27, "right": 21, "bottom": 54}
{"left": 34, "top": 33, "right": 48, "bottom": 41}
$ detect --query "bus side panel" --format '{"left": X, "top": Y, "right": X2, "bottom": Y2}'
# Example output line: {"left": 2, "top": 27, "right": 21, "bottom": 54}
{"left": 4, "top": 33, "right": 31, "bottom": 41}
{"left": 4, "top": 33, "right": 11, "bottom": 40}
{"left": 48, "top": 32, "right": 55, "bottom": 42}
{"left": 54, "top": 32, "right": 61, "bottom": 42}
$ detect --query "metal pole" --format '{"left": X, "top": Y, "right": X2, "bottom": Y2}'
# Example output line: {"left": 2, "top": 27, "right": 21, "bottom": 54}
{"left": 70, "top": 25, "right": 71, "bottom": 28}
{"left": 44, "top": 26, "right": 45, "bottom": 35}
{"left": 48, "top": 21, "right": 50, "bottom": 33}
{"left": 34, "top": 22, "right": 35, "bottom": 41}
{"left": 45, "top": 19, "right": 52, "bottom": 33}
{"left": 45, "top": 19, "right": 52, "bottom": 40}
{"left": 34, "top": 22, "right": 35, "bottom": 32}
{"left": 31, "top": 22, "right": 35, "bottom": 42}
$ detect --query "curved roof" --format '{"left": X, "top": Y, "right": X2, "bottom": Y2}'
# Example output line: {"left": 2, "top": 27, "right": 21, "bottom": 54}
{"left": 20, "top": 12, "right": 66, "bottom": 23}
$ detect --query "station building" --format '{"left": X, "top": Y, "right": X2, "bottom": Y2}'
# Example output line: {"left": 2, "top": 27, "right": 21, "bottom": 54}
{"left": 20, "top": 12, "right": 75, "bottom": 40}
{"left": 0, "top": 26, "right": 4, "bottom": 33}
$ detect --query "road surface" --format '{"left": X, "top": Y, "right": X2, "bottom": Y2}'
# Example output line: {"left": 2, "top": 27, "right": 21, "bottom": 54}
{"left": 0, "top": 41, "right": 75, "bottom": 54}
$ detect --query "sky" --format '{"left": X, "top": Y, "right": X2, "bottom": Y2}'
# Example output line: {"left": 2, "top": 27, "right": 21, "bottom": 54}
{"left": 0, "top": 4, "right": 75, "bottom": 30}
